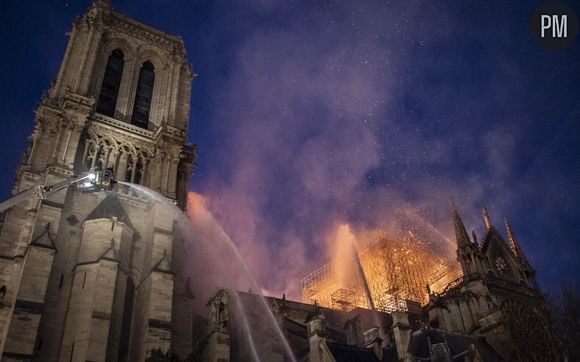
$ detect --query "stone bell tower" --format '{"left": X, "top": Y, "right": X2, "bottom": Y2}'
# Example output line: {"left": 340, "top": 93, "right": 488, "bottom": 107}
{"left": 0, "top": 1, "right": 196, "bottom": 360}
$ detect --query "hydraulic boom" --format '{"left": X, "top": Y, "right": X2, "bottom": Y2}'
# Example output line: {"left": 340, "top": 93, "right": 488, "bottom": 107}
{"left": 0, "top": 167, "right": 116, "bottom": 214}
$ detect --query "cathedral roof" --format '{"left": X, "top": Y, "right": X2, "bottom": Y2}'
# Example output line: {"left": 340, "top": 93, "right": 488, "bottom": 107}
{"left": 480, "top": 226, "right": 507, "bottom": 253}
{"left": 152, "top": 250, "right": 173, "bottom": 274}
{"left": 98, "top": 239, "right": 119, "bottom": 262}
{"left": 30, "top": 223, "right": 57, "bottom": 251}
{"left": 84, "top": 193, "right": 137, "bottom": 235}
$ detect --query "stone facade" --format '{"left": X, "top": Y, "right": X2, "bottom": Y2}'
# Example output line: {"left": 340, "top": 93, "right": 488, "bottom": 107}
{"left": 198, "top": 206, "right": 561, "bottom": 361}
{"left": 200, "top": 289, "right": 499, "bottom": 361}
{"left": 425, "top": 205, "right": 562, "bottom": 361}
{"left": 0, "top": 1, "right": 196, "bottom": 360}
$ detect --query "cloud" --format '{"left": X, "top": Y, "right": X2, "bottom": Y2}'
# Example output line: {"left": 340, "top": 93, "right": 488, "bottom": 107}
{"left": 187, "top": 0, "right": 579, "bottom": 297}
{"left": 190, "top": 1, "right": 488, "bottom": 298}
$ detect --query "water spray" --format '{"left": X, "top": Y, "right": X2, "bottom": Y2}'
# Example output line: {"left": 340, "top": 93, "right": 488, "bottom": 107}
{"left": 231, "top": 291, "right": 262, "bottom": 362}
{"left": 116, "top": 182, "right": 297, "bottom": 362}
{"left": 351, "top": 242, "right": 376, "bottom": 311}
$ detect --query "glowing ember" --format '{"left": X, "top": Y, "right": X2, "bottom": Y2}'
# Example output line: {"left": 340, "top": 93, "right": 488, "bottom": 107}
{"left": 301, "top": 225, "right": 461, "bottom": 312}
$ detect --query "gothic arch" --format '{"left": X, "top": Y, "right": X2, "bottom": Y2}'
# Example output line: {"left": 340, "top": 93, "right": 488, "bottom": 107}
{"left": 91, "top": 36, "right": 136, "bottom": 118}
{"left": 101, "top": 35, "right": 136, "bottom": 57}
{"left": 135, "top": 45, "right": 167, "bottom": 70}
{"left": 481, "top": 230, "right": 519, "bottom": 273}
{"left": 119, "top": 143, "right": 138, "bottom": 158}
{"left": 97, "top": 134, "right": 119, "bottom": 150}
{"left": 97, "top": 35, "right": 135, "bottom": 61}
{"left": 127, "top": 46, "right": 168, "bottom": 128}
{"left": 95, "top": 49, "right": 126, "bottom": 117}
{"left": 131, "top": 61, "right": 155, "bottom": 129}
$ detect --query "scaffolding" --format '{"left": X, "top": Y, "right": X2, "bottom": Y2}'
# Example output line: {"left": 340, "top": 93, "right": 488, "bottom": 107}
{"left": 428, "top": 260, "right": 463, "bottom": 295}
{"left": 331, "top": 289, "right": 357, "bottom": 311}
{"left": 301, "top": 262, "right": 333, "bottom": 290}
{"left": 301, "top": 233, "right": 461, "bottom": 313}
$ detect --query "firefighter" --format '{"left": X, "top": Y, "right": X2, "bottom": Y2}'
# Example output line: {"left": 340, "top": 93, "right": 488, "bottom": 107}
{"left": 102, "top": 165, "right": 115, "bottom": 190}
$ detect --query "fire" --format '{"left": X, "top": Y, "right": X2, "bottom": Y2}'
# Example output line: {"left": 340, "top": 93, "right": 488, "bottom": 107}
{"left": 301, "top": 224, "right": 461, "bottom": 312}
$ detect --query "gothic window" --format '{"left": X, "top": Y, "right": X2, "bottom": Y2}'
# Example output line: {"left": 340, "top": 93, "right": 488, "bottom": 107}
{"left": 495, "top": 257, "right": 508, "bottom": 272}
{"left": 125, "top": 158, "right": 134, "bottom": 183}
{"left": 83, "top": 142, "right": 95, "bottom": 170}
{"left": 96, "top": 49, "right": 124, "bottom": 117}
{"left": 465, "top": 254, "right": 473, "bottom": 265}
{"left": 95, "top": 147, "right": 105, "bottom": 169}
{"left": 134, "top": 158, "right": 144, "bottom": 184}
{"left": 490, "top": 249, "right": 514, "bottom": 280}
{"left": 131, "top": 61, "right": 155, "bottom": 129}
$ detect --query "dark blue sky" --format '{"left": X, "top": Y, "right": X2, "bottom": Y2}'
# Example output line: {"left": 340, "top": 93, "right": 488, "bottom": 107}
{"left": 1, "top": 0, "right": 579, "bottom": 296}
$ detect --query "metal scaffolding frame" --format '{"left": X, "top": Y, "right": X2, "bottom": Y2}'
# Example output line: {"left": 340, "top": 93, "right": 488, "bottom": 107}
{"left": 301, "top": 233, "right": 461, "bottom": 313}
{"left": 331, "top": 289, "right": 357, "bottom": 311}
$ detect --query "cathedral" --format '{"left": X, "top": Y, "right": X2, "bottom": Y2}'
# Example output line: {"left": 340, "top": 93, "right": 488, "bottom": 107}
{"left": 199, "top": 206, "right": 561, "bottom": 362}
{"left": 0, "top": 2, "right": 561, "bottom": 361}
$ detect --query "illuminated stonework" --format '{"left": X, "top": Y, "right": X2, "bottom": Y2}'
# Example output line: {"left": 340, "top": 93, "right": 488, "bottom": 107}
{"left": 295, "top": 208, "right": 562, "bottom": 361}
{"left": 0, "top": 2, "right": 196, "bottom": 360}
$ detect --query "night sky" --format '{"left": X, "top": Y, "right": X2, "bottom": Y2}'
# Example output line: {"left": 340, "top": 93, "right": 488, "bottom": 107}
{"left": 1, "top": 1, "right": 579, "bottom": 297}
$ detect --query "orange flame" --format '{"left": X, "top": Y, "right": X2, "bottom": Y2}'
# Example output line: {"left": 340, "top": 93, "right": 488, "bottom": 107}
{"left": 302, "top": 224, "right": 461, "bottom": 312}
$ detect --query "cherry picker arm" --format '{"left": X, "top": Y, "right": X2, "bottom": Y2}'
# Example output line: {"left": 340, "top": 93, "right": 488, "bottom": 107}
{"left": 0, "top": 167, "right": 115, "bottom": 214}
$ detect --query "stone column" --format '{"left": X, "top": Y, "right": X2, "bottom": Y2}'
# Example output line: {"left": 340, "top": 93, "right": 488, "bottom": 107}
{"left": 116, "top": 56, "right": 137, "bottom": 122}
{"left": 3, "top": 244, "right": 57, "bottom": 358}
{"left": 109, "top": 149, "right": 120, "bottom": 171}
{"left": 206, "top": 291, "right": 231, "bottom": 362}
{"left": 129, "top": 158, "right": 136, "bottom": 183}
{"left": 117, "top": 152, "right": 129, "bottom": 182}
{"left": 169, "top": 59, "right": 181, "bottom": 123}
{"left": 363, "top": 328, "right": 383, "bottom": 360}
{"left": 27, "top": 132, "right": 40, "bottom": 164}
{"left": 307, "top": 310, "right": 327, "bottom": 362}
{"left": 167, "top": 156, "right": 179, "bottom": 198}
{"left": 51, "top": 22, "right": 78, "bottom": 98}
{"left": 50, "top": 123, "right": 64, "bottom": 163}
{"left": 71, "top": 22, "right": 95, "bottom": 94}
{"left": 58, "top": 127, "right": 73, "bottom": 165}
{"left": 78, "top": 28, "right": 103, "bottom": 95}
{"left": 151, "top": 157, "right": 161, "bottom": 191}
{"left": 150, "top": 67, "right": 161, "bottom": 126}
{"left": 90, "top": 144, "right": 100, "bottom": 169}
{"left": 141, "top": 157, "right": 149, "bottom": 187}
{"left": 391, "top": 311, "right": 412, "bottom": 360}
{"left": 81, "top": 139, "right": 92, "bottom": 168}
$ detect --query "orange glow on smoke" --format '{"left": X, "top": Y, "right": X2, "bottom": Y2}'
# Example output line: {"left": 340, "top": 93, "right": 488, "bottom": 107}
{"left": 302, "top": 224, "right": 461, "bottom": 312}
{"left": 187, "top": 192, "right": 208, "bottom": 214}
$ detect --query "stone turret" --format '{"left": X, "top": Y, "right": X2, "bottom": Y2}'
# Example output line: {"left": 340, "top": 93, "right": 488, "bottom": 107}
{"left": 306, "top": 307, "right": 327, "bottom": 362}
{"left": 391, "top": 311, "right": 412, "bottom": 360}
{"left": 206, "top": 290, "right": 231, "bottom": 362}
{"left": 363, "top": 327, "right": 384, "bottom": 360}
{"left": 452, "top": 202, "right": 483, "bottom": 277}
{"left": 482, "top": 206, "right": 492, "bottom": 230}
{"left": 504, "top": 218, "right": 538, "bottom": 288}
